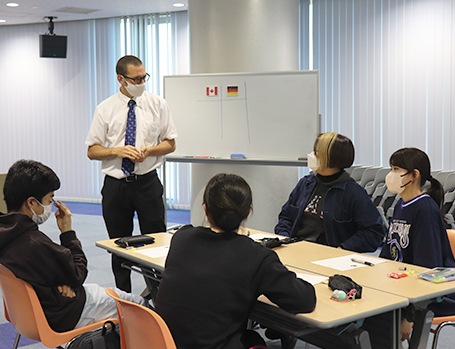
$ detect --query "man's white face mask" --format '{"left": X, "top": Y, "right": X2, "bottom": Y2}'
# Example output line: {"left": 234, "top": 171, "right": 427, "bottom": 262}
{"left": 124, "top": 81, "right": 146, "bottom": 98}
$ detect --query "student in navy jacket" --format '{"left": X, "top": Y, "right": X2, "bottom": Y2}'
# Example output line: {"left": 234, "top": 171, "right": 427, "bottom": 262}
{"left": 380, "top": 147, "right": 455, "bottom": 341}
{"left": 275, "top": 133, "right": 384, "bottom": 252}
{"left": 156, "top": 174, "right": 316, "bottom": 349}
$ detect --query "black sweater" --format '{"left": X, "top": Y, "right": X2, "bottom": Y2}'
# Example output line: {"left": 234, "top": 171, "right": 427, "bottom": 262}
{"left": 0, "top": 212, "right": 87, "bottom": 332}
{"left": 155, "top": 225, "right": 316, "bottom": 349}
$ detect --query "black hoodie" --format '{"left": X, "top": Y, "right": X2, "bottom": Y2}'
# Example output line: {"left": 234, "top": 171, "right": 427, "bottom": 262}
{"left": 0, "top": 212, "right": 87, "bottom": 332}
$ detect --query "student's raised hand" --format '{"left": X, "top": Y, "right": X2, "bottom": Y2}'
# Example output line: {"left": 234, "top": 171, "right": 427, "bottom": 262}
{"left": 54, "top": 200, "right": 73, "bottom": 233}
{"left": 58, "top": 285, "right": 76, "bottom": 298}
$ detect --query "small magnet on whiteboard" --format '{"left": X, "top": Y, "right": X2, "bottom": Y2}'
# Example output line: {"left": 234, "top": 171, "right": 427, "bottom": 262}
{"left": 230, "top": 153, "right": 246, "bottom": 159}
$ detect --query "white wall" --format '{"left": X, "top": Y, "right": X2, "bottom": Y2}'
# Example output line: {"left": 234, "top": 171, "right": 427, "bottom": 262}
{"left": 0, "top": 19, "right": 121, "bottom": 202}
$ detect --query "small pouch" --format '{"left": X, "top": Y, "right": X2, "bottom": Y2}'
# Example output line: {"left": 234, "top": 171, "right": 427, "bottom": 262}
{"left": 328, "top": 274, "right": 362, "bottom": 299}
{"left": 114, "top": 235, "right": 155, "bottom": 248}
{"left": 260, "top": 238, "right": 282, "bottom": 249}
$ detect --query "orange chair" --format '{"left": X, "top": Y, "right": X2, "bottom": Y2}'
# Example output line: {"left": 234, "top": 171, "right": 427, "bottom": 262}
{"left": 430, "top": 229, "right": 455, "bottom": 348}
{"left": 0, "top": 263, "right": 118, "bottom": 349}
{"left": 106, "top": 288, "right": 176, "bottom": 349}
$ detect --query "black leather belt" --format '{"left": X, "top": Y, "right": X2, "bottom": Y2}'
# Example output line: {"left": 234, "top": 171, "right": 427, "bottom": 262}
{"left": 121, "top": 170, "right": 156, "bottom": 183}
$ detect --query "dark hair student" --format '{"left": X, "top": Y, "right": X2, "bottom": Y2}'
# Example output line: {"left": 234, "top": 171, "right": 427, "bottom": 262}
{"left": 389, "top": 147, "right": 444, "bottom": 217}
{"left": 3, "top": 159, "right": 60, "bottom": 212}
{"left": 155, "top": 174, "right": 316, "bottom": 349}
{"left": 381, "top": 147, "right": 455, "bottom": 342}
{"left": 203, "top": 173, "right": 252, "bottom": 232}
{"left": 275, "top": 132, "right": 384, "bottom": 252}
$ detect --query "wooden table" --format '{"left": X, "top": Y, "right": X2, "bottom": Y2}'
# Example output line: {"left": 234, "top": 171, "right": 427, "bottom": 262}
{"left": 96, "top": 230, "right": 410, "bottom": 349}
{"left": 276, "top": 240, "right": 455, "bottom": 303}
{"left": 275, "top": 240, "right": 455, "bottom": 348}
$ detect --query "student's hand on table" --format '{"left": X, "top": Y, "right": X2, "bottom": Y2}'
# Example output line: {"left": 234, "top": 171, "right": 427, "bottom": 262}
{"left": 54, "top": 201, "right": 73, "bottom": 233}
{"left": 58, "top": 285, "right": 76, "bottom": 298}
{"left": 401, "top": 318, "right": 413, "bottom": 341}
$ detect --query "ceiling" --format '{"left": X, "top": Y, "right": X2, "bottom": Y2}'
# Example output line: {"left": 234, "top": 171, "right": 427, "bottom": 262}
{"left": 0, "top": 0, "right": 188, "bottom": 26}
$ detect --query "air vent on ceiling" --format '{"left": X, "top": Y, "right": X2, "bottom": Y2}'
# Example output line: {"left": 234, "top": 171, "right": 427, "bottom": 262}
{"left": 53, "top": 7, "right": 99, "bottom": 15}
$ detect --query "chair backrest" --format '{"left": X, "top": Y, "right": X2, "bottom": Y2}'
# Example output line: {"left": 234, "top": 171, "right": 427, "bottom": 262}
{"left": 443, "top": 173, "right": 455, "bottom": 193}
{"left": 359, "top": 167, "right": 382, "bottom": 188}
{"left": 446, "top": 230, "right": 455, "bottom": 256}
{"left": 106, "top": 288, "right": 176, "bottom": 349}
{"left": 0, "top": 263, "right": 115, "bottom": 348}
{"left": 0, "top": 264, "right": 41, "bottom": 342}
{"left": 371, "top": 183, "right": 387, "bottom": 206}
{"left": 364, "top": 167, "right": 390, "bottom": 196}
{"left": 344, "top": 164, "right": 362, "bottom": 175}
{"left": 435, "top": 171, "right": 453, "bottom": 188}
{"left": 350, "top": 166, "right": 372, "bottom": 183}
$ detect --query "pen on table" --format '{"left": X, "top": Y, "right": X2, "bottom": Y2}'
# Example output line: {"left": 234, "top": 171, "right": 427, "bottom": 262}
{"left": 351, "top": 258, "right": 375, "bottom": 266}
{"left": 126, "top": 244, "right": 145, "bottom": 250}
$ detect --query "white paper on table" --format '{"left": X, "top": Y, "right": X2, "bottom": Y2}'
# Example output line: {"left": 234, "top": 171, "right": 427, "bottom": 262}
{"left": 295, "top": 273, "right": 327, "bottom": 285}
{"left": 135, "top": 245, "right": 170, "bottom": 259}
{"left": 311, "top": 254, "right": 386, "bottom": 271}
{"left": 248, "top": 233, "right": 285, "bottom": 241}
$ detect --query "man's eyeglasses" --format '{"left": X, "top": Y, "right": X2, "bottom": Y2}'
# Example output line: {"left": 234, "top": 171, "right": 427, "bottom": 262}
{"left": 122, "top": 73, "right": 150, "bottom": 84}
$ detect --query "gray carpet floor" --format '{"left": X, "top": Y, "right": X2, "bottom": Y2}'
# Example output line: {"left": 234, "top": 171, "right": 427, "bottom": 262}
{"left": 0, "top": 211, "right": 453, "bottom": 348}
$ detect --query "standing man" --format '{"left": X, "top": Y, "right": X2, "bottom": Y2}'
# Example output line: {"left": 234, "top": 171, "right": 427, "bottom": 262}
{"left": 86, "top": 55, "right": 177, "bottom": 292}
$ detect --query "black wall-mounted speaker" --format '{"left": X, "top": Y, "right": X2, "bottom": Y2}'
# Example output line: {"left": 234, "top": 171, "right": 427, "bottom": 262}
{"left": 39, "top": 35, "right": 67, "bottom": 58}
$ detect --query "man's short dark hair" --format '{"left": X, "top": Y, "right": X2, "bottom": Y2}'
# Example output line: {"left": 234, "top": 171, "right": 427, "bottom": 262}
{"left": 3, "top": 160, "right": 60, "bottom": 212}
{"left": 116, "top": 55, "right": 143, "bottom": 76}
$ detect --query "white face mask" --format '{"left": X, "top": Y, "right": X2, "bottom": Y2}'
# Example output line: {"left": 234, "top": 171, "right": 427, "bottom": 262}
{"left": 124, "top": 81, "right": 146, "bottom": 97}
{"left": 385, "top": 171, "right": 411, "bottom": 194}
{"left": 307, "top": 151, "right": 319, "bottom": 172}
{"left": 30, "top": 198, "right": 52, "bottom": 225}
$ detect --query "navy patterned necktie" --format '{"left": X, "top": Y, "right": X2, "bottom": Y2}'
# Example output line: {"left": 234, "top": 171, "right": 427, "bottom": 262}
{"left": 122, "top": 99, "right": 136, "bottom": 176}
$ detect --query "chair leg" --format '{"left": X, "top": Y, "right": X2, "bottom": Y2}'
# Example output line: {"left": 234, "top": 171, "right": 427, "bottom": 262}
{"left": 12, "top": 332, "right": 20, "bottom": 349}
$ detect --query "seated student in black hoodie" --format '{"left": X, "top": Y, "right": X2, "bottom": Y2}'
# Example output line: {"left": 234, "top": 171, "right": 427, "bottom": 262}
{"left": 0, "top": 159, "right": 147, "bottom": 332}
{"left": 155, "top": 173, "right": 317, "bottom": 349}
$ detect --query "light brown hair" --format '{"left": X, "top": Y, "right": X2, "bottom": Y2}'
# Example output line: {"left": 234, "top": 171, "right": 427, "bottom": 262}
{"left": 314, "top": 132, "right": 355, "bottom": 169}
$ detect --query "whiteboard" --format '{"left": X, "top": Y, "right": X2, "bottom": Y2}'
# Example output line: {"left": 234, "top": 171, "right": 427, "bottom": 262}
{"left": 164, "top": 71, "right": 319, "bottom": 161}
